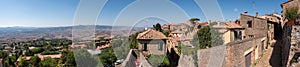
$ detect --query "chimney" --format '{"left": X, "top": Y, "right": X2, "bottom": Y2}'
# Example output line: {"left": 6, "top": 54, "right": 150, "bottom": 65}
{"left": 256, "top": 12, "right": 259, "bottom": 17}
{"left": 244, "top": 11, "right": 248, "bottom": 15}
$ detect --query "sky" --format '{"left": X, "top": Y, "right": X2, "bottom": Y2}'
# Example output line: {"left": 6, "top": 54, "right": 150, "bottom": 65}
{"left": 0, "top": 0, "right": 287, "bottom": 27}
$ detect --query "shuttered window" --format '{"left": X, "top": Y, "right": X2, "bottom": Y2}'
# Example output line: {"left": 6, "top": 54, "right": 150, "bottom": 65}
{"left": 158, "top": 43, "right": 162, "bottom": 50}
{"left": 142, "top": 43, "right": 147, "bottom": 51}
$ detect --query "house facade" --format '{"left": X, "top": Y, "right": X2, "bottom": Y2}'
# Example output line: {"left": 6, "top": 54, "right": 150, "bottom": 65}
{"left": 239, "top": 12, "right": 268, "bottom": 39}
{"left": 136, "top": 29, "right": 167, "bottom": 55}
{"left": 213, "top": 22, "right": 245, "bottom": 44}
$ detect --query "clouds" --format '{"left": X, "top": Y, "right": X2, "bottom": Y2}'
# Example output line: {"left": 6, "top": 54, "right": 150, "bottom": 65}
{"left": 234, "top": 8, "right": 238, "bottom": 12}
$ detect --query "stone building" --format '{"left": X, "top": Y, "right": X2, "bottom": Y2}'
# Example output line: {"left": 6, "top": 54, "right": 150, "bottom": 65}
{"left": 196, "top": 12, "right": 272, "bottom": 67}
{"left": 133, "top": 29, "right": 180, "bottom": 67}
{"left": 225, "top": 36, "right": 267, "bottom": 67}
{"left": 213, "top": 22, "right": 245, "bottom": 44}
{"left": 136, "top": 29, "right": 167, "bottom": 55}
{"left": 195, "top": 36, "right": 268, "bottom": 67}
{"left": 239, "top": 12, "right": 268, "bottom": 39}
{"left": 259, "top": 14, "right": 283, "bottom": 45}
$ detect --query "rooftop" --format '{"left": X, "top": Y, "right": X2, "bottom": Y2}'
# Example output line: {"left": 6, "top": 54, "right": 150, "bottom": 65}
{"left": 137, "top": 29, "right": 167, "bottom": 39}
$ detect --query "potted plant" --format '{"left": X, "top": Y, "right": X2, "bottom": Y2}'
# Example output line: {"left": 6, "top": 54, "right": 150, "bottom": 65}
{"left": 285, "top": 7, "right": 299, "bottom": 26}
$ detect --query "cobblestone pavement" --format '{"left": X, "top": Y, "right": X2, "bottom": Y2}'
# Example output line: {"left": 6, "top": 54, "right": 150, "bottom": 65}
{"left": 255, "top": 47, "right": 273, "bottom": 67}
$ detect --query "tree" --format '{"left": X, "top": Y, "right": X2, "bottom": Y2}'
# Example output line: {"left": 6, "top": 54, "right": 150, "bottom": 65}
{"left": 210, "top": 28, "right": 224, "bottom": 46}
{"left": 29, "top": 56, "right": 41, "bottom": 67}
{"left": 44, "top": 45, "right": 53, "bottom": 51}
{"left": 159, "top": 56, "right": 170, "bottom": 67}
{"left": 189, "top": 18, "right": 200, "bottom": 25}
{"left": 25, "top": 50, "right": 34, "bottom": 56}
{"left": 18, "top": 56, "right": 28, "bottom": 67}
{"left": 163, "top": 31, "right": 170, "bottom": 37}
{"left": 99, "top": 37, "right": 105, "bottom": 41}
{"left": 177, "top": 42, "right": 183, "bottom": 53}
{"left": 285, "top": 7, "right": 299, "bottom": 26}
{"left": 111, "top": 40, "right": 130, "bottom": 59}
{"left": 64, "top": 50, "right": 76, "bottom": 66}
{"left": 39, "top": 57, "right": 57, "bottom": 67}
{"left": 73, "top": 49, "right": 99, "bottom": 67}
{"left": 0, "top": 51, "right": 8, "bottom": 59}
{"left": 31, "top": 47, "right": 44, "bottom": 54}
{"left": 209, "top": 22, "right": 218, "bottom": 26}
{"left": 192, "top": 26, "right": 212, "bottom": 49}
{"left": 153, "top": 23, "right": 163, "bottom": 32}
{"left": 4, "top": 56, "right": 16, "bottom": 67}
{"left": 192, "top": 25, "right": 224, "bottom": 49}
{"left": 99, "top": 47, "right": 117, "bottom": 67}
{"left": 285, "top": 7, "right": 298, "bottom": 21}
{"left": 129, "top": 33, "right": 138, "bottom": 49}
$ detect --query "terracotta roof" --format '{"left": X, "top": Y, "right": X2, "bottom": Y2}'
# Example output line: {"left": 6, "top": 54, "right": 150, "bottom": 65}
{"left": 225, "top": 22, "right": 244, "bottom": 29}
{"left": 17, "top": 57, "right": 31, "bottom": 61}
{"left": 17, "top": 54, "right": 61, "bottom": 61}
{"left": 96, "top": 44, "right": 110, "bottom": 50}
{"left": 137, "top": 29, "right": 167, "bottom": 39}
{"left": 170, "top": 30, "right": 183, "bottom": 34}
{"left": 241, "top": 14, "right": 267, "bottom": 20}
{"left": 199, "top": 22, "right": 209, "bottom": 26}
{"left": 38, "top": 54, "right": 61, "bottom": 60}
{"left": 28, "top": 46, "right": 36, "bottom": 50}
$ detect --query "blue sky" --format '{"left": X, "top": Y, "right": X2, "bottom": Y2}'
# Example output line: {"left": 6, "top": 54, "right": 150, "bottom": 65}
{"left": 0, "top": 0, "right": 287, "bottom": 27}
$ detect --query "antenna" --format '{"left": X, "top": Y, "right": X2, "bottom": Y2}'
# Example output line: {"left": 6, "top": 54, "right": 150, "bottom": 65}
{"left": 252, "top": 1, "right": 256, "bottom": 13}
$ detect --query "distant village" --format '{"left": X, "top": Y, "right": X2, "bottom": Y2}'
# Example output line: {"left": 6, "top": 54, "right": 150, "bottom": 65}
{"left": 1, "top": 0, "right": 300, "bottom": 67}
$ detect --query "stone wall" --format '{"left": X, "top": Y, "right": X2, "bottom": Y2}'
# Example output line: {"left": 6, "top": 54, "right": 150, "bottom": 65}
{"left": 197, "top": 45, "right": 226, "bottom": 67}
{"left": 225, "top": 36, "right": 267, "bottom": 67}
{"left": 178, "top": 54, "right": 196, "bottom": 67}
{"left": 121, "top": 49, "right": 138, "bottom": 67}
{"left": 138, "top": 39, "right": 166, "bottom": 55}
{"left": 291, "top": 26, "right": 300, "bottom": 46}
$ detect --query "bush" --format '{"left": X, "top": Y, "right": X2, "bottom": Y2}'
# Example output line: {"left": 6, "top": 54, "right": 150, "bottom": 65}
{"left": 31, "top": 48, "right": 44, "bottom": 54}
{"left": 160, "top": 56, "right": 170, "bottom": 67}
{"left": 41, "top": 51, "right": 59, "bottom": 55}
{"left": 148, "top": 55, "right": 167, "bottom": 67}
{"left": 39, "top": 57, "right": 57, "bottom": 67}
{"left": 25, "top": 50, "right": 34, "bottom": 56}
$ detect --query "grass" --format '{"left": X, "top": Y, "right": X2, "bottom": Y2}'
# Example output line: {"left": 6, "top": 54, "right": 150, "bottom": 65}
{"left": 181, "top": 45, "right": 199, "bottom": 55}
{"left": 147, "top": 55, "right": 168, "bottom": 67}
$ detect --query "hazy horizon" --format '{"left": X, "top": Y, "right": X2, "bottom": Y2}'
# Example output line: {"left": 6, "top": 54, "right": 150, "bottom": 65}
{"left": 0, "top": 0, "right": 287, "bottom": 27}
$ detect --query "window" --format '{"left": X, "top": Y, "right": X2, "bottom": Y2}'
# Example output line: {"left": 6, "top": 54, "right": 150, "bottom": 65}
{"left": 142, "top": 43, "right": 147, "bottom": 51}
{"left": 261, "top": 40, "right": 265, "bottom": 52}
{"left": 158, "top": 43, "right": 163, "bottom": 51}
{"left": 268, "top": 23, "right": 271, "bottom": 29}
{"left": 234, "top": 31, "right": 239, "bottom": 40}
{"left": 247, "top": 21, "right": 252, "bottom": 28}
{"left": 249, "top": 35, "right": 254, "bottom": 38}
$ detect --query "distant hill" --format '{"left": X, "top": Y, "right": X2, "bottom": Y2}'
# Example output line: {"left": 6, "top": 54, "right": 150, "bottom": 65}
{"left": 0, "top": 25, "right": 144, "bottom": 42}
